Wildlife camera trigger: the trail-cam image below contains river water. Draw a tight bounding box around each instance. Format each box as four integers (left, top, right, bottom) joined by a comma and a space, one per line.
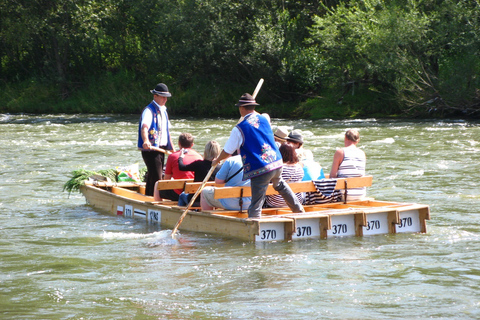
0, 114, 479, 319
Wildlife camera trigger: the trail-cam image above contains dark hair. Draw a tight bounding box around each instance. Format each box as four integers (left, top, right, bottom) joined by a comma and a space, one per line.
279, 143, 298, 164
178, 133, 194, 148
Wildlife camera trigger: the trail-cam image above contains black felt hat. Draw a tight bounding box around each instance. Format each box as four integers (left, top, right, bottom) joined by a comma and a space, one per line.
150, 83, 172, 97
235, 93, 259, 107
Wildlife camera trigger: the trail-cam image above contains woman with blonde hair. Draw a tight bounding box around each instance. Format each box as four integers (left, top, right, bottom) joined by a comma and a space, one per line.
329, 129, 366, 200
177, 140, 222, 206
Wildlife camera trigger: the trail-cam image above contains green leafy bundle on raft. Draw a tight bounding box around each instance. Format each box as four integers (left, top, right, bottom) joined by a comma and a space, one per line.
63, 168, 147, 194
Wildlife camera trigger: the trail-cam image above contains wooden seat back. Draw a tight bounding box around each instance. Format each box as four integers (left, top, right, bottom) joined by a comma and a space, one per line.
183, 182, 220, 194
155, 179, 193, 191
213, 176, 373, 200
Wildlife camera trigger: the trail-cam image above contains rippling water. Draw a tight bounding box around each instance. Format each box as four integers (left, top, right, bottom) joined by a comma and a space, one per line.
1, 114, 479, 319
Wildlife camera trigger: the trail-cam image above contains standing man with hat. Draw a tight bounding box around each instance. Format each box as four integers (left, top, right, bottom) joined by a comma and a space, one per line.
138, 83, 175, 196
212, 93, 304, 218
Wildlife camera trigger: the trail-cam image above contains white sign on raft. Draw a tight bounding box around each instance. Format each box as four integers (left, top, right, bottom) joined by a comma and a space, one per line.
327, 214, 356, 237
256, 222, 285, 242
363, 212, 389, 235
124, 204, 133, 218
396, 209, 420, 233
147, 209, 161, 224
292, 218, 321, 239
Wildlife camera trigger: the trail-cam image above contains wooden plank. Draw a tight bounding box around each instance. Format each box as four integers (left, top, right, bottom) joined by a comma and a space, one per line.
183, 182, 219, 194
213, 176, 373, 200
334, 176, 373, 189
354, 211, 367, 236
214, 181, 316, 199
418, 207, 430, 233
156, 179, 193, 190
111, 186, 154, 202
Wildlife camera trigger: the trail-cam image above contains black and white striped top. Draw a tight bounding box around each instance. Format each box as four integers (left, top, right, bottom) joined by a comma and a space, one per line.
265, 164, 305, 208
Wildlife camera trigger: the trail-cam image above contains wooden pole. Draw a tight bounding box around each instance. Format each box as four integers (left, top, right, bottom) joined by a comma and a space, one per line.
252, 78, 264, 99
149, 146, 172, 155
171, 164, 217, 238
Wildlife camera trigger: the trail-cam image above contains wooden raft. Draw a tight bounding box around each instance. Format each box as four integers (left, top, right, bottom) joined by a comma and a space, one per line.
82, 175, 430, 241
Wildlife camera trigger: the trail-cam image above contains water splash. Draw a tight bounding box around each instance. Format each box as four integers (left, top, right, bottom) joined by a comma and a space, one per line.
146, 230, 180, 247
102, 230, 180, 246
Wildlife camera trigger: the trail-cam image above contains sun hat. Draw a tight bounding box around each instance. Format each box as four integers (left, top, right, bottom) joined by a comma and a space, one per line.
287, 130, 304, 145
150, 83, 172, 97
274, 127, 289, 142
235, 93, 259, 107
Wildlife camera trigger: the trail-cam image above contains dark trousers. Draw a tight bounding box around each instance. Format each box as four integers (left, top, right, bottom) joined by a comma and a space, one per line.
141, 151, 165, 196
159, 189, 180, 201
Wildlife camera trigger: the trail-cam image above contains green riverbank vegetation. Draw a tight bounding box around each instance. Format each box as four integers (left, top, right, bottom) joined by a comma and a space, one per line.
1, 0, 479, 119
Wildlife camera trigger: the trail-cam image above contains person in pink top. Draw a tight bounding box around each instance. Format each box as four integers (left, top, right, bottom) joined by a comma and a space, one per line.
155, 133, 203, 201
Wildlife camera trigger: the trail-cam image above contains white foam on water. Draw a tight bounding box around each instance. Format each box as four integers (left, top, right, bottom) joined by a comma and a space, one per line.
146, 230, 180, 246
102, 231, 153, 240
101, 230, 180, 246
409, 169, 424, 176
370, 137, 395, 144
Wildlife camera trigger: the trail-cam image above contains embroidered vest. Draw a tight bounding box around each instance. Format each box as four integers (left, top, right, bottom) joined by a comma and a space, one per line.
236, 113, 282, 179
137, 103, 172, 150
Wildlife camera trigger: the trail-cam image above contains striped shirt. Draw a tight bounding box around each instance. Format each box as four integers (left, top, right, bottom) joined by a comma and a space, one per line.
265, 164, 305, 208
337, 146, 366, 199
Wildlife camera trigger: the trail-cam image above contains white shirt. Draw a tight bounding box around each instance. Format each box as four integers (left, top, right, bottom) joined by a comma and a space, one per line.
141, 101, 170, 146
223, 127, 243, 154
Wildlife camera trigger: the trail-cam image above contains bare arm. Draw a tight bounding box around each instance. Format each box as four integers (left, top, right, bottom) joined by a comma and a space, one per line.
212, 150, 232, 167
329, 148, 344, 178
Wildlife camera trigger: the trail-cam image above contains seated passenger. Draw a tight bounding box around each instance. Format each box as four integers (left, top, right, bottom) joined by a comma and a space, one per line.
286, 130, 324, 180
155, 133, 202, 201
286, 130, 314, 162
201, 152, 252, 211
329, 129, 366, 200
177, 140, 222, 206
265, 143, 305, 208
273, 127, 289, 147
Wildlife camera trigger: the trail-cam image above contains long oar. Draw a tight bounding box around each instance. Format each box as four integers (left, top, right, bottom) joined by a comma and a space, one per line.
171, 164, 217, 238
252, 78, 264, 99
149, 146, 172, 155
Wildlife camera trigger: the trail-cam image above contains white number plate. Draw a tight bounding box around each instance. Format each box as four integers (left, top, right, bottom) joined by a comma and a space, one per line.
328, 214, 356, 237
292, 218, 320, 239
124, 205, 133, 218
396, 210, 420, 233
363, 212, 389, 235
147, 209, 161, 224
256, 222, 284, 242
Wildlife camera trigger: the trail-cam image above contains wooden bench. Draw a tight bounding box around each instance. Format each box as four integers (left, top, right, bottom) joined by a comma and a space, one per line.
183, 181, 220, 194
213, 176, 373, 200
155, 179, 193, 191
